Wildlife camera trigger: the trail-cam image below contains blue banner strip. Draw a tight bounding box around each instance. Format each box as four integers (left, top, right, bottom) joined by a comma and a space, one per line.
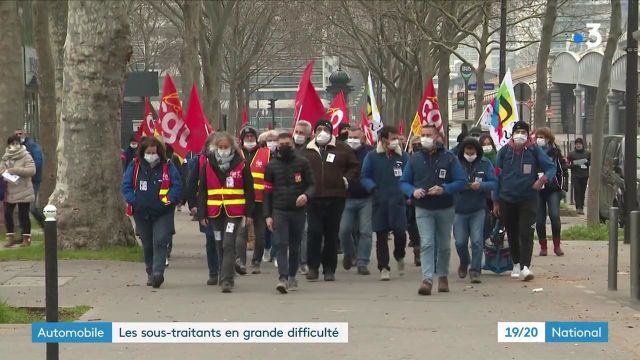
32, 322, 113, 343
545, 322, 608, 343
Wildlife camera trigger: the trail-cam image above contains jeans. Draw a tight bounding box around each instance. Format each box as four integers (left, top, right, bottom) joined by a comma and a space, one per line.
453, 209, 486, 273
236, 202, 266, 266
572, 177, 588, 210
30, 183, 45, 227
375, 230, 406, 271
134, 211, 174, 276
502, 198, 537, 267
272, 209, 306, 280
415, 207, 455, 282
210, 216, 243, 284
205, 234, 219, 275
536, 191, 561, 240
4, 202, 31, 235
338, 198, 373, 267
307, 197, 346, 274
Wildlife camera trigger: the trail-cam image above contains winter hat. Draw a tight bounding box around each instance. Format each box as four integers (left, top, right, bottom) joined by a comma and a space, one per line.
512, 121, 530, 134
575, 137, 584, 144
314, 119, 333, 133
338, 123, 351, 132
239, 126, 258, 141
469, 126, 482, 137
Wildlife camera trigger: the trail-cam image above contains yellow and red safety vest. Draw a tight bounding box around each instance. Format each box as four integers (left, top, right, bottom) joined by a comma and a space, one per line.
126, 158, 171, 217
250, 148, 270, 202
201, 155, 247, 218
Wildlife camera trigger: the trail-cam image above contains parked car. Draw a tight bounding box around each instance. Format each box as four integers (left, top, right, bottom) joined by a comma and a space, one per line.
599, 135, 640, 225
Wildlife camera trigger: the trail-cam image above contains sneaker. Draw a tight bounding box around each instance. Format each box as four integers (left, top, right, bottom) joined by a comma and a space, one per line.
288, 277, 298, 291
165, 258, 170, 267
469, 271, 481, 284
437, 276, 449, 293
276, 280, 288, 294
274, 259, 278, 268
251, 264, 261, 275
306, 268, 319, 281
577, 208, 584, 215
221, 281, 233, 293
262, 250, 270, 263
342, 255, 352, 270
207, 274, 219, 286
380, 269, 391, 281
235, 260, 247, 275
146, 275, 153, 286
299, 264, 309, 275
151, 274, 164, 289
357, 266, 370, 275
418, 280, 432, 296
511, 263, 521, 279
324, 272, 335, 282
521, 266, 534, 281
458, 264, 468, 279
397, 259, 405, 276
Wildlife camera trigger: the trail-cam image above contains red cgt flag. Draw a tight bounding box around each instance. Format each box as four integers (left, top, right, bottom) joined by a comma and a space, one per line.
184, 84, 213, 153
157, 74, 189, 158
360, 111, 374, 145
415, 78, 444, 137
292, 60, 326, 129
398, 118, 405, 136
134, 122, 144, 142
241, 107, 249, 128
326, 91, 350, 136
140, 97, 156, 139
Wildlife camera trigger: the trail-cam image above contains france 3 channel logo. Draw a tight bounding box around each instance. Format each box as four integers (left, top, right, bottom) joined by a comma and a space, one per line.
497, 322, 608, 343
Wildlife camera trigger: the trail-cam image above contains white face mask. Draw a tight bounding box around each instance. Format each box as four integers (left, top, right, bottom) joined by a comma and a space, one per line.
388, 139, 399, 150
536, 138, 547, 147
513, 134, 528, 145
217, 149, 231, 158
482, 145, 493, 153
316, 131, 331, 145
420, 136, 435, 150
130, 143, 138, 149
294, 134, 307, 145
244, 141, 257, 150
144, 153, 159, 164
346, 138, 361, 150
464, 153, 477, 163
267, 141, 278, 152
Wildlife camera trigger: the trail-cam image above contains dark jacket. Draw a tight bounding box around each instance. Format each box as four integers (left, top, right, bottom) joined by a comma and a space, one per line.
400, 144, 466, 210
121, 159, 182, 220
568, 148, 590, 179
23, 137, 43, 186
184, 151, 211, 235
493, 139, 556, 203
361, 143, 410, 232
263, 151, 315, 217
348, 144, 374, 199
242, 147, 260, 164
454, 138, 498, 214
540, 144, 568, 193
303, 136, 360, 199
196, 151, 256, 220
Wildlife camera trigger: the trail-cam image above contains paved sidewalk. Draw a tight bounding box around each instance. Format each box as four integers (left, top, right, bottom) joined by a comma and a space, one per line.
1, 211, 639, 360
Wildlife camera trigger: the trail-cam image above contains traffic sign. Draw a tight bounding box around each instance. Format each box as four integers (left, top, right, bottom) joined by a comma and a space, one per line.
468, 83, 495, 91
457, 91, 465, 109
514, 83, 532, 102
460, 63, 473, 81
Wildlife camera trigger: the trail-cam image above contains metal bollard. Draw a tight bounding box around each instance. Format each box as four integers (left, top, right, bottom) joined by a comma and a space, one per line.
631, 211, 640, 300
43, 205, 59, 360
608, 207, 619, 291
569, 178, 574, 205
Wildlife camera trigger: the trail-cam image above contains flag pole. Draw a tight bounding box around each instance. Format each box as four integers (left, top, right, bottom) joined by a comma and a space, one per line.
404, 129, 412, 152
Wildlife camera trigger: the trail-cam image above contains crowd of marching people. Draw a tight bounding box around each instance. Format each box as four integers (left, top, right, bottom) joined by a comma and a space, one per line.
119, 118, 586, 295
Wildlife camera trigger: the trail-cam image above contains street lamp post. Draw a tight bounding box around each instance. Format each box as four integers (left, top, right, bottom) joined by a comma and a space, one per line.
499, 0, 507, 82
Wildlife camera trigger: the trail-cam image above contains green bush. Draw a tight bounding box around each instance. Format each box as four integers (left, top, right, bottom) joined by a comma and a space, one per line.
561, 224, 623, 241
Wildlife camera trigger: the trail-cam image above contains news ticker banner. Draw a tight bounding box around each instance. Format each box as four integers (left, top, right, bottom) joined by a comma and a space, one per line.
32, 322, 348, 344
497, 322, 608, 343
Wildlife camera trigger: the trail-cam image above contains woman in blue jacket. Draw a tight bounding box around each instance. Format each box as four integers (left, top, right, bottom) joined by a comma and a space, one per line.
453, 137, 497, 284
122, 137, 182, 288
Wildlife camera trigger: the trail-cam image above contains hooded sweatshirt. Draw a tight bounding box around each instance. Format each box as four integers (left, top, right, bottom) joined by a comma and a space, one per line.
453, 138, 498, 214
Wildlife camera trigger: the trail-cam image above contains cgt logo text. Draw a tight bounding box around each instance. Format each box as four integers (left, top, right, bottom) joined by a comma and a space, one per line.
545, 322, 608, 343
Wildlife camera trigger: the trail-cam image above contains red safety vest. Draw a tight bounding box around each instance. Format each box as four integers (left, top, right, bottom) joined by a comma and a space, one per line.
203, 156, 246, 218
126, 159, 171, 216
250, 148, 270, 202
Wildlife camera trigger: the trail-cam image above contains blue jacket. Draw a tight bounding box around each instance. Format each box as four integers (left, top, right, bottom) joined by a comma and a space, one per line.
361, 144, 410, 232
121, 159, 182, 220
23, 138, 43, 186
494, 141, 556, 203
400, 145, 466, 210
184, 151, 212, 235
348, 144, 374, 199
454, 157, 497, 214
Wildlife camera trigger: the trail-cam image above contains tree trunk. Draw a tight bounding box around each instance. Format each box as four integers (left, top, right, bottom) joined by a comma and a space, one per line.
474, 14, 490, 121
50, 0, 135, 249
437, 46, 451, 145
0, 1, 25, 136
586, 0, 621, 226
33, 1, 57, 207
179, 0, 201, 112
49, 0, 67, 135
534, 0, 558, 128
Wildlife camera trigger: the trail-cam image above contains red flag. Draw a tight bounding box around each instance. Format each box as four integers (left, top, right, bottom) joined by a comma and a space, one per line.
360, 111, 374, 145
399, 118, 405, 136
134, 122, 144, 142
267, 121, 273, 130
157, 74, 189, 158
241, 107, 249, 128
415, 78, 444, 137
326, 91, 350, 136
140, 97, 156, 138
292, 60, 326, 129
184, 84, 212, 153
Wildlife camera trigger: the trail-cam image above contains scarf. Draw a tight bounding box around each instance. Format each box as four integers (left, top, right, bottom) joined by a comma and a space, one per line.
2, 145, 28, 166
215, 151, 235, 172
